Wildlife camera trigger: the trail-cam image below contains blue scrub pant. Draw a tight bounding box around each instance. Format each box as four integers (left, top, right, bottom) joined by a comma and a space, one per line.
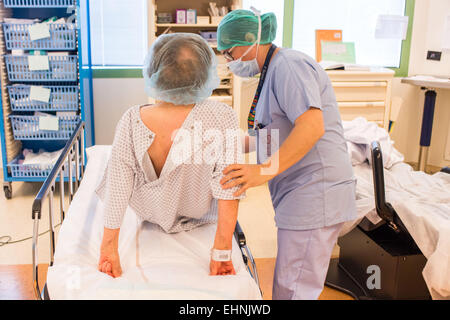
272, 222, 344, 300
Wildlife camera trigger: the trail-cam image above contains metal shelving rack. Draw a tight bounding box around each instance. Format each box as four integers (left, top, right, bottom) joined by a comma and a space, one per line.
0, 0, 94, 199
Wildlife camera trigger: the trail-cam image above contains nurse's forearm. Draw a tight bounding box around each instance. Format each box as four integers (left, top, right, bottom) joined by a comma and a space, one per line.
262, 108, 325, 177
213, 199, 239, 250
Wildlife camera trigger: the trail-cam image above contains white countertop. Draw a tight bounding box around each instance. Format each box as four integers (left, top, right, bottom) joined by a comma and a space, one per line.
402, 75, 450, 89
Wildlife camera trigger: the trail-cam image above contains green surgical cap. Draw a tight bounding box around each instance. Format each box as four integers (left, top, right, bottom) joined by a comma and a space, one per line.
217, 9, 277, 51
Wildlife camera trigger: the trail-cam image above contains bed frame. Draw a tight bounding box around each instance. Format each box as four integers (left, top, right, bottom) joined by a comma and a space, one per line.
31, 121, 261, 300
325, 141, 431, 300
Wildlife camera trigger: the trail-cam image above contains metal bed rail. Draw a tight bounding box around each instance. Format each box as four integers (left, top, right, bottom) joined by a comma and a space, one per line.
234, 221, 261, 294
32, 121, 85, 300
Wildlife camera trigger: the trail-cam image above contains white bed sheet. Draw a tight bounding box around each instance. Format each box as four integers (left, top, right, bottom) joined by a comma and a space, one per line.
341, 162, 450, 300
340, 117, 450, 299
46, 145, 262, 300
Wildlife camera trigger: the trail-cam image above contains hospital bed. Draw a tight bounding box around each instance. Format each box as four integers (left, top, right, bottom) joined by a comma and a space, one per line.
326, 119, 450, 300
31, 122, 262, 300
326, 141, 430, 299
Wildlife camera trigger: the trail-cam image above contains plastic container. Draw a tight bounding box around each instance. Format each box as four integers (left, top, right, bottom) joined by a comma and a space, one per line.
7, 155, 75, 178
3, 23, 76, 50
7, 156, 54, 178
199, 31, 217, 41
7, 85, 79, 112
197, 16, 210, 24
3, 0, 76, 8
9, 114, 81, 140
211, 16, 223, 25
157, 13, 173, 24
4, 54, 78, 82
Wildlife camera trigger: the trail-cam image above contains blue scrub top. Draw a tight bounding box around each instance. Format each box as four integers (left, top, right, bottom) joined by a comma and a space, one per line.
255, 48, 357, 230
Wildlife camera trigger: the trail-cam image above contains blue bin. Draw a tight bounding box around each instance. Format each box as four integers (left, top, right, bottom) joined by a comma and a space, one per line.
9, 114, 81, 140
7, 155, 54, 178
3, 23, 76, 50
4, 54, 78, 82
3, 0, 76, 8
7, 155, 77, 179
8, 85, 79, 112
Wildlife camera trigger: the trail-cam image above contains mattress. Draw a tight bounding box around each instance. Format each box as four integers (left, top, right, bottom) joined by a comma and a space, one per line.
46, 145, 262, 300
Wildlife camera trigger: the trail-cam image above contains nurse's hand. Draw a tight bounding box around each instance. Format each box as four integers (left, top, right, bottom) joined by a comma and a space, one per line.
220, 164, 275, 197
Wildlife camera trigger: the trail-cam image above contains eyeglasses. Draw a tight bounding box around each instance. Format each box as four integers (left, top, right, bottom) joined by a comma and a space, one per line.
223, 47, 235, 61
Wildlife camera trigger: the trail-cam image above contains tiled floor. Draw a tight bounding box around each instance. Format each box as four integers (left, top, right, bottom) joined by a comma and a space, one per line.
0, 168, 348, 300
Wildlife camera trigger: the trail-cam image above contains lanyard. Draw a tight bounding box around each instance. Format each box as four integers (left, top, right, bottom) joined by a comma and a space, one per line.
248, 44, 277, 135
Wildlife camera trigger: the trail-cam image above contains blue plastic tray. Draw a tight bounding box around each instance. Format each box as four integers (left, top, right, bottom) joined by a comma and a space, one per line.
3, 0, 76, 8
9, 114, 81, 140
3, 23, 76, 50
7, 155, 79, 179
8, 85, 79, 112
7, 155, 54, 178
4, 54, 78, 82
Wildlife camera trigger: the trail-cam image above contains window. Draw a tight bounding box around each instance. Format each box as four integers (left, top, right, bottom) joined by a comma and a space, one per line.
292, 0, 406, 68
243, 0, 409, 69
242, 0, 284, 48
89, 0, 148, 67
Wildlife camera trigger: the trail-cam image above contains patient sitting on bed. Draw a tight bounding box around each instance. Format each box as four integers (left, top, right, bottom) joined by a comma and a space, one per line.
94, 33, 244, 279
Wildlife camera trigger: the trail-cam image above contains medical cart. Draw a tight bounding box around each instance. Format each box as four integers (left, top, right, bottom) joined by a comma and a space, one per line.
0, 0, 94, 199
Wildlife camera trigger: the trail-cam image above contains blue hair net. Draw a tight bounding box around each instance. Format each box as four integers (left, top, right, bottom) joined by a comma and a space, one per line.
143, 33, 220, 105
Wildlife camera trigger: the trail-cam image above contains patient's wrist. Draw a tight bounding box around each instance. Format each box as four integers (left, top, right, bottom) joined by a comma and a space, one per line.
213, 234, 232, 250
213, 243, 232, 250
102, 227, 120, 244
211, 248, 232, 261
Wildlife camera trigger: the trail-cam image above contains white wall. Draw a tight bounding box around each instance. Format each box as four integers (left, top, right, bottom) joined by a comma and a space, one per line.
93, 78, 150, 145
390, 0, 450, 168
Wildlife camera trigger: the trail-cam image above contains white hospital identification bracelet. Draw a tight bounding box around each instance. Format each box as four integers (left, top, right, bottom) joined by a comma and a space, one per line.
211, 249, 232, 261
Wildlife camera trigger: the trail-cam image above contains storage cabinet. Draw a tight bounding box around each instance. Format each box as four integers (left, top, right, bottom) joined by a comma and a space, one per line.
149, 0, 240, 108
327, 68, 395, 129
0, 0, 93, 198
235, 68, 394, 131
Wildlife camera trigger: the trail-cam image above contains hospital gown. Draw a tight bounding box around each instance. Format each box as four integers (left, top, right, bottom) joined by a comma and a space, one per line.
95, 100, 244, 232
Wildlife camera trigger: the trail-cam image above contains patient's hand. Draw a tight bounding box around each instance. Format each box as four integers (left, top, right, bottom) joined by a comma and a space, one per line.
98, 227, 122, 278
209, 259, 236, 276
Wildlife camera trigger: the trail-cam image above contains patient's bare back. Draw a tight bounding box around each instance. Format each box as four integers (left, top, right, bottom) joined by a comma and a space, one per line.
139, 103, 195, 178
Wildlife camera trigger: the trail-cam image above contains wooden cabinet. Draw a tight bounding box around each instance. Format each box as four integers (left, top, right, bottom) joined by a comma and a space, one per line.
327, 68, 395, 130
235, 68, 395, 131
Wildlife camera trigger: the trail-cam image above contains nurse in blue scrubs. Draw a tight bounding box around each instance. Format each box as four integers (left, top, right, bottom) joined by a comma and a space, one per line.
218, 9, 357, 300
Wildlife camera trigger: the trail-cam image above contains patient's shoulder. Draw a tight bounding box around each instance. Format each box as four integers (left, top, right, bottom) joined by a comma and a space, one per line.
202, 99, 233, 113
200, 100, 238, 128
117, 105, 142, 127
112, 106, 142, 141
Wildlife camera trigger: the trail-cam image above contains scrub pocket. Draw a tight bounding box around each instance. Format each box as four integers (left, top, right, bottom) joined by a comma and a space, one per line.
324, 179, 357, 225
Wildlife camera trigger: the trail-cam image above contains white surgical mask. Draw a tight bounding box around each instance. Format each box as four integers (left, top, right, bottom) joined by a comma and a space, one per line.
226, 8, 262, 78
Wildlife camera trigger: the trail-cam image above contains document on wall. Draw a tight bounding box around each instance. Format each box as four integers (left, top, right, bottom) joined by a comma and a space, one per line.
321, 42, 356, 64
39, 115, 59, 131
30, 86, 51, 103
28, 23, 50, 41
28, 55, 49, 71
375, 15, 409, 40
442, 15, 450, 50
